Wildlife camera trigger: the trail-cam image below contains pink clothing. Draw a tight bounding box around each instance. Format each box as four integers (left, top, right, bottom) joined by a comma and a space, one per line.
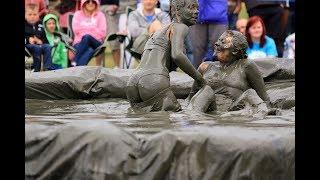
59, 11, 74, 29
25, 0, 48, 17
72, 0, 107, 44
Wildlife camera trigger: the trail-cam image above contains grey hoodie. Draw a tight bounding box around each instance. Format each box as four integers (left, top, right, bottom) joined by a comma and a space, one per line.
128, 6, 171, 40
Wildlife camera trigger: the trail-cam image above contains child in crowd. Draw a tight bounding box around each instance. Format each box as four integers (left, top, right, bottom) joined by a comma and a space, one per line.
43, 13, 70, 69
25, 4, 58, 72
245, 16, 278, 59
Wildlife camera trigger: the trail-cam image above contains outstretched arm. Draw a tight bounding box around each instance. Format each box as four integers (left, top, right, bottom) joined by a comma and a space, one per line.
171, 23, 205, 86
245, 60, 270, 103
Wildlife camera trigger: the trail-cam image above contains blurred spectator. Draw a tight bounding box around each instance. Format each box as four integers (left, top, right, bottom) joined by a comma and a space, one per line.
245, 16, 277, 59
189, 0, 228, 68
159, 0, 169, 12
25, 0, 49, 18
284, 0, 295, 36
25, 4, 58, 72
236, 18, 248, 34
228, 0, 241, 30
72, 0, 107, 66
243, 0, 285, 56
128, 0, 170, 42
55, 0, 77, 34
100, 0, 120, 67
283, 33, 294, 59
43, 13, 69, 68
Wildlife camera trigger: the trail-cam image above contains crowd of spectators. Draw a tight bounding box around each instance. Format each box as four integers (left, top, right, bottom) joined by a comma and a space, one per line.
25, 0, 295, 72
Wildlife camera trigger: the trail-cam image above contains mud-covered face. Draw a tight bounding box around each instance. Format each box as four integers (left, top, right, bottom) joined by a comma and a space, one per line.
180, 0, 199, 26
214, 33, 234, 64
46, 19, 56, 34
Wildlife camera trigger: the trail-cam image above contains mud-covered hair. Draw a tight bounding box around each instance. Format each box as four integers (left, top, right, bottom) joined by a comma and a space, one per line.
169, 0, 185, 20
220, 30, 249, 60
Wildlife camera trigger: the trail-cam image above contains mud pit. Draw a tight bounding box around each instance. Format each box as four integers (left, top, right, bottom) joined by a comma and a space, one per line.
25, 58, 295, 179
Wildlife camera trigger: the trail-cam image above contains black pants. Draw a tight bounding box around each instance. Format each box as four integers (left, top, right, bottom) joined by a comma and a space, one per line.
248, 5, 284, 56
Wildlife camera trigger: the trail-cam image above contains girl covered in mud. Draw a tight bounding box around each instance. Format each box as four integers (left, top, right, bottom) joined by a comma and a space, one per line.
187, 30, 270, 118
126, 0, 206, 112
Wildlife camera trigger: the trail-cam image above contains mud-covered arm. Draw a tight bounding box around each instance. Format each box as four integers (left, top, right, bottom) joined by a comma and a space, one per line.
171, 23, 205, 86
245, 60, 270, 102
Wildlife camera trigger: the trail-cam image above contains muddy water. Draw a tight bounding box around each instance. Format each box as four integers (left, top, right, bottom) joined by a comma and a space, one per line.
25, 97, 294, 138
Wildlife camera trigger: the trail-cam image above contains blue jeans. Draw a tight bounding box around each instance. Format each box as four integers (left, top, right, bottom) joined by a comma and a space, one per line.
26, 43, 57, 72
74, 34, 102, 66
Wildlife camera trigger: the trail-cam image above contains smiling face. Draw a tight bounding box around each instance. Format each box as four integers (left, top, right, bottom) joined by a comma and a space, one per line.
179, 0, 199, 26
248, 21, 263, 40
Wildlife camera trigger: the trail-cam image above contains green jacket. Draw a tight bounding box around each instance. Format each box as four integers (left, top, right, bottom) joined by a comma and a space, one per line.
43, 14, 68, 68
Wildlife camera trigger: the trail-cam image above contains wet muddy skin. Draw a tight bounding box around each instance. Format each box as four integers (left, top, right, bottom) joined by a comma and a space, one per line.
25, 97, 294, 138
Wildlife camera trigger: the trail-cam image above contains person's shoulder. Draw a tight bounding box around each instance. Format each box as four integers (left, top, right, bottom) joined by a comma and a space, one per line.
240, 58, 256, 68
96, 11, 105, 17
172, 23, 188, 31
73, 11, 82, 17
265, 36, 276, 44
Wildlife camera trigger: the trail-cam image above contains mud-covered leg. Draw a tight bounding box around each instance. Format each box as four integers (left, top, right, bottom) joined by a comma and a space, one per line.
187, 85, 216, 113
126, 85, 142, 107
161, 90, 181, 112
228, 89, 268, 118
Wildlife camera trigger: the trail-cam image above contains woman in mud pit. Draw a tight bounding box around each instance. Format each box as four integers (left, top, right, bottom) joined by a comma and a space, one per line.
126, 0, 206, 112
187, 30, 270, 118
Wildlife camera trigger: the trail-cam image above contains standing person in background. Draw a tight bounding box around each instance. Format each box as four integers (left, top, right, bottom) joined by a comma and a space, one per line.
245, 16, 277, 59
242, 0, 285, 57
25, 0, 49, 18
99, 0, 120, 67
228, 0, 241, 30
71, 0, 107, 66
189, 0, 228, 69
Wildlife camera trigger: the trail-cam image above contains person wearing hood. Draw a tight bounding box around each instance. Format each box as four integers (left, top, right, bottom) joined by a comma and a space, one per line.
43, 13, 69, 69
127, 0, 170, 42
71, 0, 107, 66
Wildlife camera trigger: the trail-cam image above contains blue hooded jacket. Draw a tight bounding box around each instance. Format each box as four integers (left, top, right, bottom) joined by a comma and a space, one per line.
197, 0, 228, 24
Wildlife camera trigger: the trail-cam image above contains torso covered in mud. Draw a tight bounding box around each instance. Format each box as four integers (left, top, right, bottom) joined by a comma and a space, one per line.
139, 23, 175, 71
203, 59, 257, 100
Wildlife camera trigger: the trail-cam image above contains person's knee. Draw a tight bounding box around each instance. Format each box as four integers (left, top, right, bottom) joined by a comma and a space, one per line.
42, 44, 52, 52
82, 34, 93, 41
